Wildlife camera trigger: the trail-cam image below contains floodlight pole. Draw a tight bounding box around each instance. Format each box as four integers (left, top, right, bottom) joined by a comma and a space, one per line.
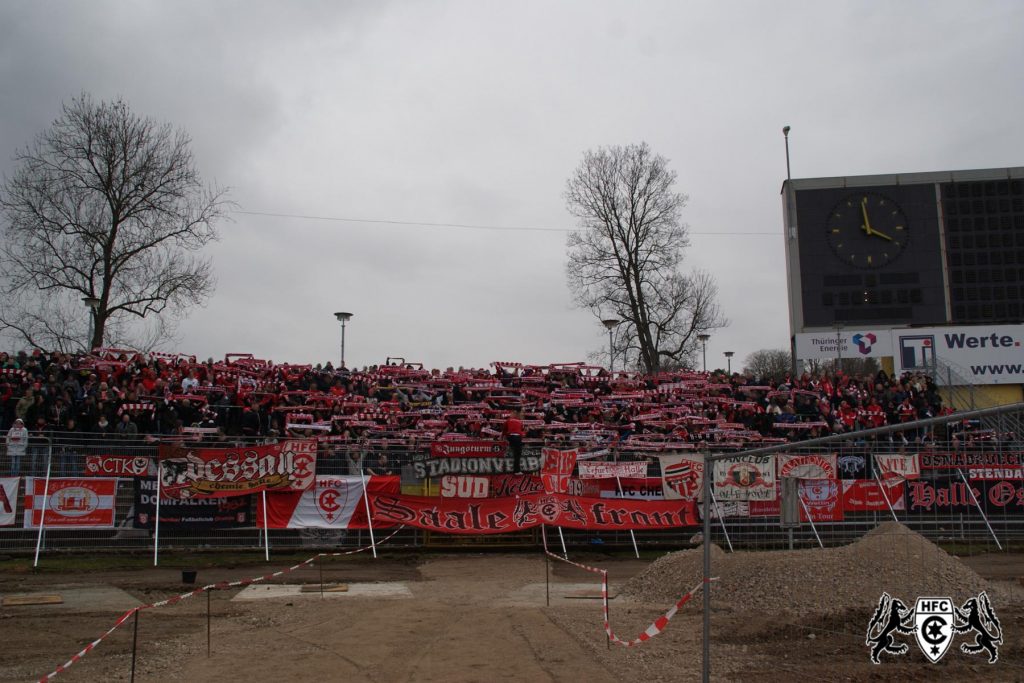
698, 334, 710, 372
334, 312, 353, 368
724, 351, 734, 375
601, 319, 620, 373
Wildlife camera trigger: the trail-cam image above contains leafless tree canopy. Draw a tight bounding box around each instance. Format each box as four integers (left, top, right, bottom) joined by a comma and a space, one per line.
0, 94, 229, 351
565, 143, 725, 373
743, 348, 793, 383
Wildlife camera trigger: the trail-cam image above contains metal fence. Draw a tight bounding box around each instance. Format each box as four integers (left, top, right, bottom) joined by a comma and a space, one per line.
2, 403, 1023, 562
698, 401, 1024, 681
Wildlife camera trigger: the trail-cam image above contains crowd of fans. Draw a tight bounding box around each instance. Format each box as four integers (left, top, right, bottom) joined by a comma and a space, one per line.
0, 346, 954, 476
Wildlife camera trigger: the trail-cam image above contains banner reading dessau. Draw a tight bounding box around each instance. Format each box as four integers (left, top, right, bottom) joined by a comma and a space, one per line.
158, 439, 317, 499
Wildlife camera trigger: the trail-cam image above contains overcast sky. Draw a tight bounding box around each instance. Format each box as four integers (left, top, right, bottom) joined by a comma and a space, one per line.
1, 1, 1022, 372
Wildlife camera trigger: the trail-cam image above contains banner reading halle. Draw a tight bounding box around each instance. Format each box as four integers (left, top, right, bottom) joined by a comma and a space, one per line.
577, 461, 648, 480
370, 492, 697, 534
158, 439, 317, 499
713, 454, 776, 501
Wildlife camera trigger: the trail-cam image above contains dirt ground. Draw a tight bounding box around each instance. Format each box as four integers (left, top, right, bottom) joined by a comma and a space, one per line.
0, 550, 1022, 682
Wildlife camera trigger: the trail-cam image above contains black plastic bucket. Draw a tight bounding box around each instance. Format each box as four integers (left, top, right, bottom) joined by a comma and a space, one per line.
182, 569, 197, 584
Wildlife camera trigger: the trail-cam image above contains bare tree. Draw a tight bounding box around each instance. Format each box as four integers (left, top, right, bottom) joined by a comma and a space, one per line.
0, 94, 229, 351
743, 349, 793, 383
565, 143, 726, 373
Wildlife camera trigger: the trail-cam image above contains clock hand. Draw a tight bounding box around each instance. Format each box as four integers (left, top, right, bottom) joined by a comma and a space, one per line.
860, 198, 874, 236
869, 228, 893, 241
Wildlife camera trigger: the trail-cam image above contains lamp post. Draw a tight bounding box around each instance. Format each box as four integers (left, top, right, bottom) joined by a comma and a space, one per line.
601, 319, 620, 373
334, 312, 353, 369
82, 297, 100, 351
724, 351, 734, 374
697, 334, 710, 372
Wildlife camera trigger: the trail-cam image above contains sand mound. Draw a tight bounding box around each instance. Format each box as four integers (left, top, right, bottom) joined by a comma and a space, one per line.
622, 522, 1014, 616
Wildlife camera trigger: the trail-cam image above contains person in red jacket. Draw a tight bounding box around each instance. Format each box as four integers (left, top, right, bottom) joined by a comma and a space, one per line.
503, 408, 525, 474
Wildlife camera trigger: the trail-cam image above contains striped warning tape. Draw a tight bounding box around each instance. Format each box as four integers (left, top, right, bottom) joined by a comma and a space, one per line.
542, 545, 715, 647
38, 526, 405, 682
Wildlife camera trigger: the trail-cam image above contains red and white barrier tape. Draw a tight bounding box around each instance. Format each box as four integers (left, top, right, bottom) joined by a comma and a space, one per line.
542, 545, 715, 647
38, 526, 405, 682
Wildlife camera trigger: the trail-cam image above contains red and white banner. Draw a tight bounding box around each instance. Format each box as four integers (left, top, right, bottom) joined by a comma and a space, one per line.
158, 439, 317, 499
84, 455, 154, 477
430, 440, 505, 458
874, 453, 920, 481
540, 448, 578, 494
577, 461, 648, 480
799, 479, 843, 522
778, 454, 837, 480
713, 454, 776, 501
23, 477, 117, 528
565, 478, 601, 497
0, 477, 17, 526
259, 475, 399, 529
841, 479, 905, 512
440, 475, 490, 498
370, 492, 697, 534
657, 453, 704, 501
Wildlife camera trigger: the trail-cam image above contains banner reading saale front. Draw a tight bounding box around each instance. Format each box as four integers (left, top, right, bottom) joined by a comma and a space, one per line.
259, 475, 400, 529
158, 439, 317, 499
369, 492, 697, 534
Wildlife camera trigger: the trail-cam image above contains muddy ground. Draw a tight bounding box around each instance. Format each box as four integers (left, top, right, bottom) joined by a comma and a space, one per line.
0, 550, 1022, 682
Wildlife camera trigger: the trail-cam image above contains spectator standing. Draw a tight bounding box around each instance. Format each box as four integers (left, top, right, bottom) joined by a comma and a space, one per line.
6, 418, 28, 475
116, 412, 138, 440
504, 408, 525, 474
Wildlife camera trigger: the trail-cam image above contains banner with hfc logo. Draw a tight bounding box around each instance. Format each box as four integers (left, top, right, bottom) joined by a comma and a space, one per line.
866, 592, 1002, 664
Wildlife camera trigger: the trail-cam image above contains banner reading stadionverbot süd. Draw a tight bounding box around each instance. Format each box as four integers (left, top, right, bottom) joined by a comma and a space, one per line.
158, 439, 317, 499
259, 475, 400, 529
369, 492, 697, 534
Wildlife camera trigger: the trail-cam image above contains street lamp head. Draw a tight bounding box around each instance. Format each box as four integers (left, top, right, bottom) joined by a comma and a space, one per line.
697, 334, 710, 343
82, 297, 100, 310
601, 318, 621, 331
782, 125, 791, 137
334, 312, 353, 323
724, 351, 734, 358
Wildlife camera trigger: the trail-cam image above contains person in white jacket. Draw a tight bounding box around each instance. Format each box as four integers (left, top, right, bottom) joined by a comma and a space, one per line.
6, 418, 28, 475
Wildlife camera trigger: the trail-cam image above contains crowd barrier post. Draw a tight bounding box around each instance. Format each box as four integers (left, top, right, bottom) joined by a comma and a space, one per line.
797, 494, 824, 548
957, 467, 1002, 549
708, 488, 734, 553
262, 490, 270, 562
701, 452, 711, 683
557, 526, 567, 559
153, 461, 163, 566
871, 463, 900, 523
319, 555, 325, 598
360, 470, 377, 558
206, 588, 212, 657
614, 474, 640, 558
32, 442, 53, 568
130, 608, 140, 683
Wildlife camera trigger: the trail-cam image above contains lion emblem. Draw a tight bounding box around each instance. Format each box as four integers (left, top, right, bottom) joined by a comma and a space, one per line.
953, 592, 1003, 663
865, 593, 915, 663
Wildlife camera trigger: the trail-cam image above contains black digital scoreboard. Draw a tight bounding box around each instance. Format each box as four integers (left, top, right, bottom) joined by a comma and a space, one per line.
784, 168, 1024, 335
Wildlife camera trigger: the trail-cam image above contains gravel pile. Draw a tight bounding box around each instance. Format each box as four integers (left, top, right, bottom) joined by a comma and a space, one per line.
622, 522, 1018, 616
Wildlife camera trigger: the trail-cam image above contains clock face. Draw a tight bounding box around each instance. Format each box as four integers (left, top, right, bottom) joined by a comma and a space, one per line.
825, 192, 909, 269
